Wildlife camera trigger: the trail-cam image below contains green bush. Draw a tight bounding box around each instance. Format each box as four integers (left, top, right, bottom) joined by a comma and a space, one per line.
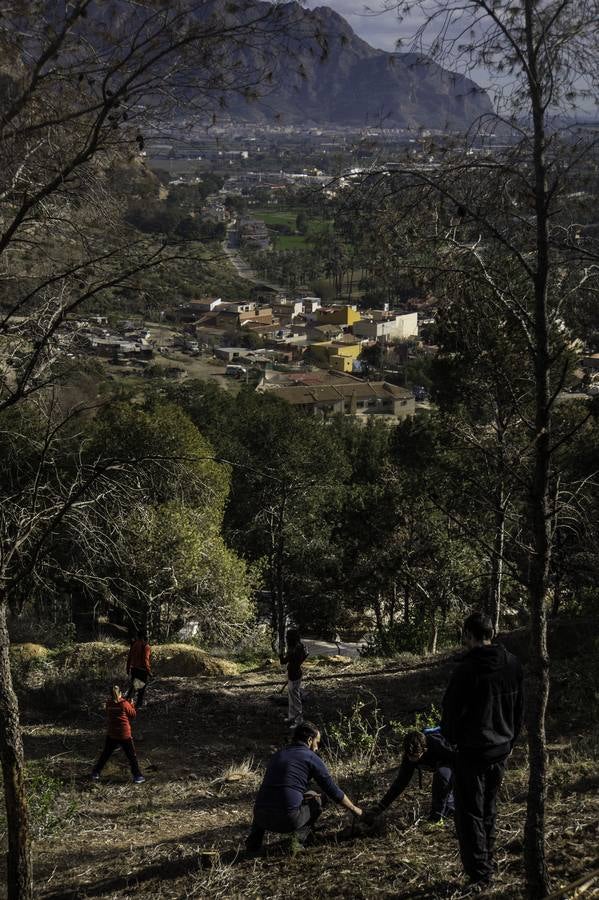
360, 620, 431, 657
0, 767, 77, 841
26, 770, 70, 839
390, 703, 442, 742
326, 696, 386, 769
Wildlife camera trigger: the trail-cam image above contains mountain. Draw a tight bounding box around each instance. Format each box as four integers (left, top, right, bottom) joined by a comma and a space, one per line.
208, 1, 492, 130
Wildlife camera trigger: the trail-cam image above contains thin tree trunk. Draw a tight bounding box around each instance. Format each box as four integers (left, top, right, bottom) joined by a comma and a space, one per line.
525, 465, 551, 898
524, 3, 552, 891
389, 581, 397, 628
488, 488, 506, 635
0, 600, 33, 900
373, 592, 390, 654
428, 608, 438, 655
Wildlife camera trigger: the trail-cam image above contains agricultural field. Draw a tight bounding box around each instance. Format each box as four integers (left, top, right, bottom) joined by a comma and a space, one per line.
252, 208, 330, 250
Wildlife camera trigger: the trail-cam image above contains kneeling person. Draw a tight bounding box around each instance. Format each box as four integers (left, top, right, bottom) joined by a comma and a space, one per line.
370, 728, 455, 822
246, 721, 362, 852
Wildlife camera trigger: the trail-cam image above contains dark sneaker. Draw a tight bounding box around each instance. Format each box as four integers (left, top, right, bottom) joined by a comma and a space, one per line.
91, 772, 100, 781
133, 775, 146, 784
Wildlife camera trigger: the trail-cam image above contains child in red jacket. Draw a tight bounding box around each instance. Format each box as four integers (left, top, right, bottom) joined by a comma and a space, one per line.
91, 685, 145, 784
125, 632, 152, 708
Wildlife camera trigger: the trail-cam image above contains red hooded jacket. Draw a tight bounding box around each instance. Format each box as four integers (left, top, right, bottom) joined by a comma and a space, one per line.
127, 640, 151, 674
106, 698, 136, 740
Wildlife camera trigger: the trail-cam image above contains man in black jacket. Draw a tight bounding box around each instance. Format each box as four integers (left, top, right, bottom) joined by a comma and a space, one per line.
442, 611, 524, 892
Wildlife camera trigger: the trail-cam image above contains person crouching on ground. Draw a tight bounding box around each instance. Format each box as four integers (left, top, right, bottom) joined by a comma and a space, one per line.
125, 631, 151, 707
279, 628, 308, 727
91, 685, 145, 784
366, 727, 455, 825
245, 721, 362, 853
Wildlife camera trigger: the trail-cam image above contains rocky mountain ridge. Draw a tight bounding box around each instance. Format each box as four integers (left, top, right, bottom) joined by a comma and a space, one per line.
216, 1, 492, 129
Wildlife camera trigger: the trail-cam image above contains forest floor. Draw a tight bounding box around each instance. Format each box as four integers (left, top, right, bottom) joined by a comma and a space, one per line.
5, 624, 599, 900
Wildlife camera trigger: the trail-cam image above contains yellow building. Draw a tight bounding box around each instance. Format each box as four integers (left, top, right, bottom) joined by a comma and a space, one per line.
315, 305, 361, 327
307, 340, 362, 372
329, 342, 361, 372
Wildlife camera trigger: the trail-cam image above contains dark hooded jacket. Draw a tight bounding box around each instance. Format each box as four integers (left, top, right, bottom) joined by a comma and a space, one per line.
379, 729, 455, 810
441, 643, 523, 761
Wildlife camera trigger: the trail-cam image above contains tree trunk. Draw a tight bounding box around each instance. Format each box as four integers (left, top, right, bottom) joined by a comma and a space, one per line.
389, 581, 397, 628
428, 609, 438, 655
0, 600, 33, 900
488, 488, 506, 635
373, 592, 390, 654
523, 3, 552, 891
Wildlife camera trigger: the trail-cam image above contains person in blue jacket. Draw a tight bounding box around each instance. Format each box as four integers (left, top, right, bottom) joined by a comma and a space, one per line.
245, 721, 363, 852
367, 727, 455, 823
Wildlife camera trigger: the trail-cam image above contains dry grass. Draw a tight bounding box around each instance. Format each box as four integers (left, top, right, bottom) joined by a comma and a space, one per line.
4, 633, 597, 899
15, 641, 241, 683
10, 643, 51, 662
153, 645, 239, 677
211, 757, 260, 787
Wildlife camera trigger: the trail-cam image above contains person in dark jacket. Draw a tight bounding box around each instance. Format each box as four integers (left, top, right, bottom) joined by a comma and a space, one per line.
442, 611, 523, 892
245, 721, 362, 853
91, 685, 145, 784
125, 632, 152, 708
368, 727, 455, 823
279, 628, 308, 727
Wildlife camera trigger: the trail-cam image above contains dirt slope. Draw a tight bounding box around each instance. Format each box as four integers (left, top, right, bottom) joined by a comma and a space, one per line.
6, 629, 599, 899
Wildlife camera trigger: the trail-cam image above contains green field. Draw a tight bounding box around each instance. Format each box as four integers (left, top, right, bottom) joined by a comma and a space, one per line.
252, 209, 299, 227
252, 207, 329, 251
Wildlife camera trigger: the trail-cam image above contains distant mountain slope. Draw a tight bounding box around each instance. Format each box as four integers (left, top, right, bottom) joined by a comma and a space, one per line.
206, 1, 492, 129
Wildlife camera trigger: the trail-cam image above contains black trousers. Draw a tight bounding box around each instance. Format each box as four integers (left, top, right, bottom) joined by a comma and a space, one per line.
93, 736, 142, 778
246, 792, 323, 850
453, 756, 506, 883
431, 764, 455, 819
125, 667, 149, 707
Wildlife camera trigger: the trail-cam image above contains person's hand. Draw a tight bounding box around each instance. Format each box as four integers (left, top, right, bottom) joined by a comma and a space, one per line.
352, 806, 363, 817
361, 805, 383, 825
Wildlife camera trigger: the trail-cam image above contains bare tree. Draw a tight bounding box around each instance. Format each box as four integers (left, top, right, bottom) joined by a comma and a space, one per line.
0, 2, 317, 896
347, 0, 599, 894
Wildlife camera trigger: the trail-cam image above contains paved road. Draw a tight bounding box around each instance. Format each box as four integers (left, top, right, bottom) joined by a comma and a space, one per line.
223, 229, 285, 292
304, 639, 365, 659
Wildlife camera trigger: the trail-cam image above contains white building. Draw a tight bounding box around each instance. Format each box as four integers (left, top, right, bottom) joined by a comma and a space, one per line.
353, 312, 418, 342
272, 298, 304, 322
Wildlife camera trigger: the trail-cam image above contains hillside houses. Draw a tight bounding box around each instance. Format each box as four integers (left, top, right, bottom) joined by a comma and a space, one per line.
72, 320, 154, 362
260, 377, 415, 420
353, 311, 418, 341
